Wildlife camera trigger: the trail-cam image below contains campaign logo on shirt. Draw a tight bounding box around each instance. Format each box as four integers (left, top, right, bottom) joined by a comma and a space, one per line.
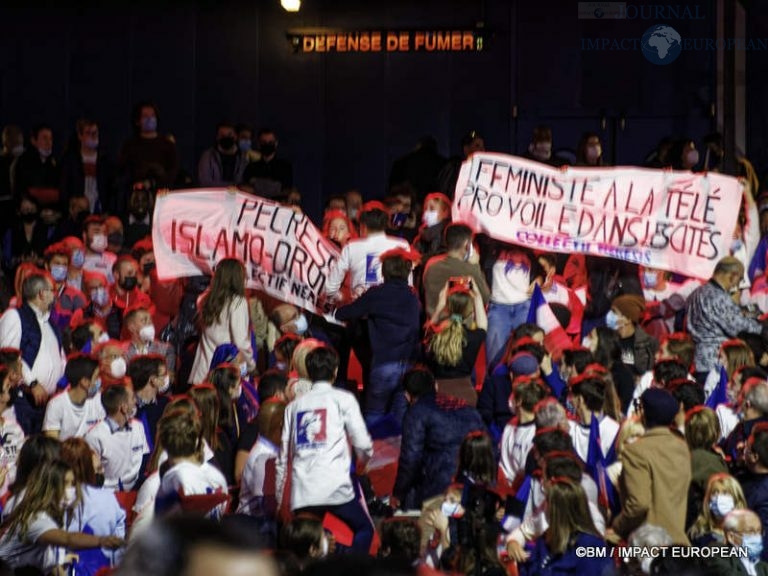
296, 409, 327, 447
365, 253, 381, 285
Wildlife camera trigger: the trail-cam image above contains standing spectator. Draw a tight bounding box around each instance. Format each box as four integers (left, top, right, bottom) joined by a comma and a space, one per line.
59, 118, 115, 215
392, 366, 484, 511
687, 256, 765, 384
43, 243, 87, 331
0, 273, 66, 434
242, 128, 293, 192
412, 192, 451, 266
42, 353, 104, 440
524, 125, 567, 167
2, 195, 49, 276
61, 235, 87, 292
388, 136, 446, 202
335, 248, 421, 424
119, 101, 178, 193
123, 306, 175, 380
123, 186, 152, 249
84, 383, 149, 491
436, 130, 484, 198
607, 294, 659, 376
236, 124, 260, 163
11, 124, 60, 202
197, 122, 248, 187
189, 258, 256, 384
276, 345, 374, 553
575, 132, 605, 166
610, 388, 691, 544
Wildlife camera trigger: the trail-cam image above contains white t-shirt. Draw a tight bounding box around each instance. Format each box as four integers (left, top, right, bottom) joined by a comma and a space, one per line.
156, 461, 228, 519
130, 471, 160, 540
43, 390, 105, 440
491, 248, 532, 305
499, 420, 536, 483
84, 418, 149, 491
0, 511, 62, 571
0, 415, 25, 497
569, 416, 620, 463
237, 436, 279, 516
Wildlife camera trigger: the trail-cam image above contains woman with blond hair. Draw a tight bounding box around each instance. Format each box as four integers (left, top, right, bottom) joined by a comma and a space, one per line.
425, 280, 487, 406
287, 338, 323, 401
688, 472, 748, 545
190, 257, 255, 385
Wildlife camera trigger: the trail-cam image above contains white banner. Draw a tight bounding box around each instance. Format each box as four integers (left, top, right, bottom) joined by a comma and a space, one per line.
453, 153, 744, 279
152, 189, 340, 316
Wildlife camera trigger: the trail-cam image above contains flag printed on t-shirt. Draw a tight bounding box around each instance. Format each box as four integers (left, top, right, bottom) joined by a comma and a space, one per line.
296, 409, 328, 448
365, 253, 381, 285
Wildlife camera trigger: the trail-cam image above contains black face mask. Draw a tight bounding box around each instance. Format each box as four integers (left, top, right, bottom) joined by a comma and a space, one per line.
94, 473, 105, 488
259, 142, 276, 156
108, 232, 123, 247
143, 262, 156, 276
218, 136, 236, 150
21, 212, 38, 223
120, 276, 138, 291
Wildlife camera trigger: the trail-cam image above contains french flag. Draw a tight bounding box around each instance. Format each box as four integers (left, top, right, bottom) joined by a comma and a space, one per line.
527, 284, 573, 362
705, 365, 729, 410
586, 414, 620, 516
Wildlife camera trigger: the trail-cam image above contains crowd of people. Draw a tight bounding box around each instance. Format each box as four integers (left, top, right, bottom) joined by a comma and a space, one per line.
0, 107, 768, 576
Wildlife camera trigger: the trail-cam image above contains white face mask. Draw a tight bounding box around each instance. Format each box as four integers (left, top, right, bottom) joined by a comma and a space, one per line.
139, 324, 155, 343
640, 557, 653, 575
232, 383, 242, 401
320, 535, 329, 557
110, 357, 127, 379
61, 486, 77, 509
240, 362, 249, 378
90, 233, 108, 253
464, 242, 474, 262
158, 374, 171, 394
293, 313, 309, 335
97, 332, 110, 344
441, 500, 461, 518
423, 210, 440, 228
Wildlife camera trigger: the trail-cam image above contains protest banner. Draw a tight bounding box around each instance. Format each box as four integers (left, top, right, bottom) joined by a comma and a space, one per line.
152, 189, 340, 316
453, 152, 745, 279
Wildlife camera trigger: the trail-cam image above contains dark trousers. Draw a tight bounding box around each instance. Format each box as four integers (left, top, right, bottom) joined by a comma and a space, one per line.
295, 496, 374, 553
13, 389, 44, 435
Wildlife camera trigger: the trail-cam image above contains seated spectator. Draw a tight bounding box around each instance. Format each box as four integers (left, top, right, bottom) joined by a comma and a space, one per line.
688, 472, 747, 546
72, 271, 122, 339
378, 517, 422, 569
242, 128, 292, 192
111, 256, 152, 316
95, 339, 128, 386
55, 196, 89, 245
392, 366, 484, 511
154, 408, 229, 520
43, 242, 87, 330
123, 305, 175, 380
42, 353, 104, 440
279, 516, 329, 569
206, 363, 245, 448
0, 364, 25, 498
128, 354, 170, 452
60, 235, 87, 292
711, 509, 768, 574
425, 280, 487, 406
105, 216, 126, 255
123, 187, 152, 249
84, 383, 149, 491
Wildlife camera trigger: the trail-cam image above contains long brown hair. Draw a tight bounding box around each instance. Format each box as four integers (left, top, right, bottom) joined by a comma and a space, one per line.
545, 478, 600, 555
189, 384, 221, 451
201, 258, 245, 326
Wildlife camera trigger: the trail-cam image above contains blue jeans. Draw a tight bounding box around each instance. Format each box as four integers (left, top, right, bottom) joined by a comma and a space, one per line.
486, 301, 531, 369
364, 361, 410, 427
296, 496, 375, 553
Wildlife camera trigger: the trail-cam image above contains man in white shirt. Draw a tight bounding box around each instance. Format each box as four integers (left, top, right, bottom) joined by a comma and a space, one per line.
84, 383, 149, 491
276, 345, 374, 553
43, 353, 105, 440
0, 273, 66, 435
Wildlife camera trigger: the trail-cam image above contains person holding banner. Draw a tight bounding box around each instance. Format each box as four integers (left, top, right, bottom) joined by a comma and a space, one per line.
189, 258, 256, 385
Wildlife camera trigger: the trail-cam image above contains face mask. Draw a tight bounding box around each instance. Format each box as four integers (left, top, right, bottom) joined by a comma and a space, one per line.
50, 265, 68, 282
127, 404, 137, 419
90, 233, 107, 253
709, 493, 735, 518
581, 335, 596, 352
218, 136, 235, 150
240, 362, 249, 378
141, 116, 158, 132
20, 212, 38, 223
348, 208, 359, 221
71, 249, 85, 268
259, 142, 276, 156
94, 473, 105, 488
685, 149, 700, 167
232, 383, 242, 401
158, 374, 171, 394
139, 324, 155, 343
120, 276, 138, 291
97, 332, 109, 344
275, 361, 287, 371
83, 137, 99, 150
643, 271, 658, 289
91, 287, 110, 307
142, 262, 156, 276
110, 357, 127, 379
87, 377, 102, 399
732, 239, 744, 253
11, 145, 24, 157
238, 139, 251, 153
108, 232, 123, 247
640, 557, 653, 575
320, 535, 329, 557
586, 146, 602, 163
38, 147, 52, 159
294, 313, 309, 335
423, 210, 440, 228
61, 486, 77, 509
441, 501, 461, 518
743, 534, 764, 562
605, 310, 619, 330
464, 242, 474, 262
532, 142, 552, 160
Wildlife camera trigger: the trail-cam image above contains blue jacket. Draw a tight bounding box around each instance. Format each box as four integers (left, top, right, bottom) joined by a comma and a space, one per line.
740, 471, 768, 561
392, 392, 485, 507
477, 363, 512, 437
520, 532, 613, 576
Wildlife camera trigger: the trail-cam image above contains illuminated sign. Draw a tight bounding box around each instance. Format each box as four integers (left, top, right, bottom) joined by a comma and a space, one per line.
287, 28, 486, 53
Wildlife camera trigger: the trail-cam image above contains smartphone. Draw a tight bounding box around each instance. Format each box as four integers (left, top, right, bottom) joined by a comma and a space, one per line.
448, 276, 473, 290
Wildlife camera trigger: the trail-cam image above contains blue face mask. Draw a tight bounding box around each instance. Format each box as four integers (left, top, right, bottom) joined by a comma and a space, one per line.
742, 534, 764, 562
643, 271, 658, 289
50, 265, 68, 282
71, 249, 85, 268
294, 313, 309, 335
605, 310, 619, 330
87, 377, 102, 399
141, 116, 158, 132
238, 139, 252, 153
732, 239, 744, 253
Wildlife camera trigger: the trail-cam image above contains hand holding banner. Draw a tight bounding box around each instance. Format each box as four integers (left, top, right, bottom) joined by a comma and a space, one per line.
453, 153, 744, 279
152, 189, 340, 316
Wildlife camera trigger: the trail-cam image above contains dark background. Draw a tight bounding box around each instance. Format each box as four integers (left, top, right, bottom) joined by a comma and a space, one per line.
0, 0, 763, 220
